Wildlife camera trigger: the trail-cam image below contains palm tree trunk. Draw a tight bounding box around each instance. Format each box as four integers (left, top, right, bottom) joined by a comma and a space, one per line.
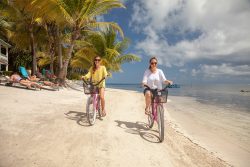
29, 25, 37, 75
49, 40, 55, 74
58, 29, 79, 84
58, 42, 74, 80
56, 26, 62, 76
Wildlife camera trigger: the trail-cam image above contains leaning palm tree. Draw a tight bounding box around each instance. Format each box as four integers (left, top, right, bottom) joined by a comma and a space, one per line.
71, 28, 140, 74
35, 0, 125, 82
1, 0, 49, 75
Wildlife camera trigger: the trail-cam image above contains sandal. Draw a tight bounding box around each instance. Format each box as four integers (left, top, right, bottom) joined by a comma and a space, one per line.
145, 107, 150, 115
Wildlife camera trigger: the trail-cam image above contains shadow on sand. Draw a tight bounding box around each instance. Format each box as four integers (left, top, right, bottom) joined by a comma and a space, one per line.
64, 110, 90, 126
64, 110, 103, 127
115, 120, 161, 143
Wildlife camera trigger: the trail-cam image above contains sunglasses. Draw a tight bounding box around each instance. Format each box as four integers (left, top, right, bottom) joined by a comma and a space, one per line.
94, 59, 101, 62
150, 62, 157, 65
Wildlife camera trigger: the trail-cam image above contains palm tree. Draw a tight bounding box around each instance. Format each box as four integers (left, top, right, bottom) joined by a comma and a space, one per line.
37, 0, 126, 83
71, 28, 140, 74
1, 0, 49, 75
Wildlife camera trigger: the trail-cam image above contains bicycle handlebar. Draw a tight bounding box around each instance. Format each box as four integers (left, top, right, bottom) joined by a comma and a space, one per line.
143, 83, 170, 91
82, 76, 107, 87
143, 83, 180, 90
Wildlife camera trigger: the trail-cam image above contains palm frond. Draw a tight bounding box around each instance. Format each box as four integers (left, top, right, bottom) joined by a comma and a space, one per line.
88, 22, 124, 38
116, 54, 141, 64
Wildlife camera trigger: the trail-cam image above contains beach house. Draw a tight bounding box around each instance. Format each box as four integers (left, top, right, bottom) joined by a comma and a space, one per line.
0, 39, 11, 71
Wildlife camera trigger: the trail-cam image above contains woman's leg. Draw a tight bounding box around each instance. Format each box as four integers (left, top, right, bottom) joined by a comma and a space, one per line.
99, 87, 106, 116
19, 80, 32, 89
30, 81, 42, 89
43, 81, 53, 86
144, 90, 151, 114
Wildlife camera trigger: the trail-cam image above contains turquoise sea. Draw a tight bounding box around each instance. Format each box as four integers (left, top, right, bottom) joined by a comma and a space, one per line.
107, 83, 250, 112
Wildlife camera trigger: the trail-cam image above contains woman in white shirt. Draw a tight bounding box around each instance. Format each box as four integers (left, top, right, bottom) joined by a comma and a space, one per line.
142, 57, 173, 115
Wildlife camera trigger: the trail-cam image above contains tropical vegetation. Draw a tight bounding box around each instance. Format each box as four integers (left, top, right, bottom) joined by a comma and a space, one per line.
0, 0, 140, 84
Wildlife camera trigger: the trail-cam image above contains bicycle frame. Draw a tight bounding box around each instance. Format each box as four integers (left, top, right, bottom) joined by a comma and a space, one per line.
83, 77, 106, 125
151, 97, 163, 121
144, 84, 169, 142
91, 91, 100, 112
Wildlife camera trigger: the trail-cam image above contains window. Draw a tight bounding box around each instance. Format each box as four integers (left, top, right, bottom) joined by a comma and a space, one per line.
1, 47, 7, 56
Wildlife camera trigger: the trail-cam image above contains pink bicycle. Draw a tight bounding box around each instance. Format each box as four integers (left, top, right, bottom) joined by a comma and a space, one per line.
82, 77, 106, 125
144, 84, 169, 142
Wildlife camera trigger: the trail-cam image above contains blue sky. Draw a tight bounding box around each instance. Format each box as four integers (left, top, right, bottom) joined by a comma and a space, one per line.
103, 0, 250, 84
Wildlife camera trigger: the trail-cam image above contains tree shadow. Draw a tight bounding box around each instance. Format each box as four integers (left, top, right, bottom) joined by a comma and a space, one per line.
114, 120, 161, 143
64, 110, 90, 127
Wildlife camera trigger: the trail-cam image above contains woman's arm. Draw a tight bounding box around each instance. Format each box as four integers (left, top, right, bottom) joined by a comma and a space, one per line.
81, 68, 92, 80
164, 80, 173, 85
102, 66, 108, 78
142, 70, 148, 86
159, 69, 173, 85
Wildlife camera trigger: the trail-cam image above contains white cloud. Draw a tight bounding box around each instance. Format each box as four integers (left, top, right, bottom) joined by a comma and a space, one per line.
192, 64, 250, 77
130, 0, 250, 67
180, 68, 187, 73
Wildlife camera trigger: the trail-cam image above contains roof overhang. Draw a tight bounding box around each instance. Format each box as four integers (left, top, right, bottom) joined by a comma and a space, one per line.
0, 39, 11, 48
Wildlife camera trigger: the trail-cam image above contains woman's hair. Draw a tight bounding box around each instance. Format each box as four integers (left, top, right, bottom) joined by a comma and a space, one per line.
148, 56, 157, 70
93, 55, 101, 72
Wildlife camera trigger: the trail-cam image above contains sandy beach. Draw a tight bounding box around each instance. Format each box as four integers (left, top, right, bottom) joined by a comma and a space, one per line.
0, 85, 249, 167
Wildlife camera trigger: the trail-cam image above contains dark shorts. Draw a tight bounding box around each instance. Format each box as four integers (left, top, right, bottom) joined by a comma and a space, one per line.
143, 88, 151, 95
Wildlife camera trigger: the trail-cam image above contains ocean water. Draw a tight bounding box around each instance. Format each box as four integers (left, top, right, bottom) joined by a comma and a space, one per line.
107, 83, 250, 112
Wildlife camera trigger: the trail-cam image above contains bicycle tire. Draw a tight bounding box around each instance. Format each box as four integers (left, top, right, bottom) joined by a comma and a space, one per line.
86, 96, 97, 125
157, 104, 164, 142
97, 97, 102, 119
148, 105, 154, 128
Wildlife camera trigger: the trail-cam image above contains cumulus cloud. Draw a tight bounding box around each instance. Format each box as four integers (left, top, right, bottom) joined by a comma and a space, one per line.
130, 0, 250, 67
180, 69, 187, 73
192, 64, 250, 77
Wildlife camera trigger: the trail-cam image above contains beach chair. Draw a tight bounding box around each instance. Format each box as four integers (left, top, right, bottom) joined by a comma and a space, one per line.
18, 66, 59, 91
42, 69, 57, 81
41, 68, 62, 87
18, 66, 30, 79
0, 74, 39, 90
0, 72, 9, 84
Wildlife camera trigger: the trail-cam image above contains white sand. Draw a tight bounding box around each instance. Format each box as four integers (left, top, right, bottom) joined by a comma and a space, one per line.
0, 85, 235, 167
166, 96, 250, 167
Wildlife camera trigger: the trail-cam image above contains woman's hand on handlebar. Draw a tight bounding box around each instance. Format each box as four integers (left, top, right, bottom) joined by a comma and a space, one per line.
142, 83, 150, 89
165, 80, 173, 86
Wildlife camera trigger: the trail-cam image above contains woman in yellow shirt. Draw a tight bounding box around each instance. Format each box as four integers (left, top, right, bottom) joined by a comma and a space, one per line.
82, 56, 108, 116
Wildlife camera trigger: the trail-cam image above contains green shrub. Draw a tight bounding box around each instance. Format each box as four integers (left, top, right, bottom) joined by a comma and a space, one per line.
67, 73, 81, 80
1, 71, 13, 76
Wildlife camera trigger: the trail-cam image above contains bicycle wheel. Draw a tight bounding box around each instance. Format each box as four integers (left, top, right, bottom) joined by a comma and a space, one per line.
147, 105, 154, 128
157, 104, 164, 142
86, 96, 97, 125
97, 96, 102, 119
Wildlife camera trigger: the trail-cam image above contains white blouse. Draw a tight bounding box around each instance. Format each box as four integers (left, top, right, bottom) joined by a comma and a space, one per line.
142, 69, 167, 89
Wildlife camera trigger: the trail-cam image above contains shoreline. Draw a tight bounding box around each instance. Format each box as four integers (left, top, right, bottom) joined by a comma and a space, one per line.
0, 86, 248, 166
109, 88, 249, 167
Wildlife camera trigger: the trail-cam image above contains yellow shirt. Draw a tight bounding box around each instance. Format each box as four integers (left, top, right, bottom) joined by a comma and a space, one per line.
83, 66, 108, 88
